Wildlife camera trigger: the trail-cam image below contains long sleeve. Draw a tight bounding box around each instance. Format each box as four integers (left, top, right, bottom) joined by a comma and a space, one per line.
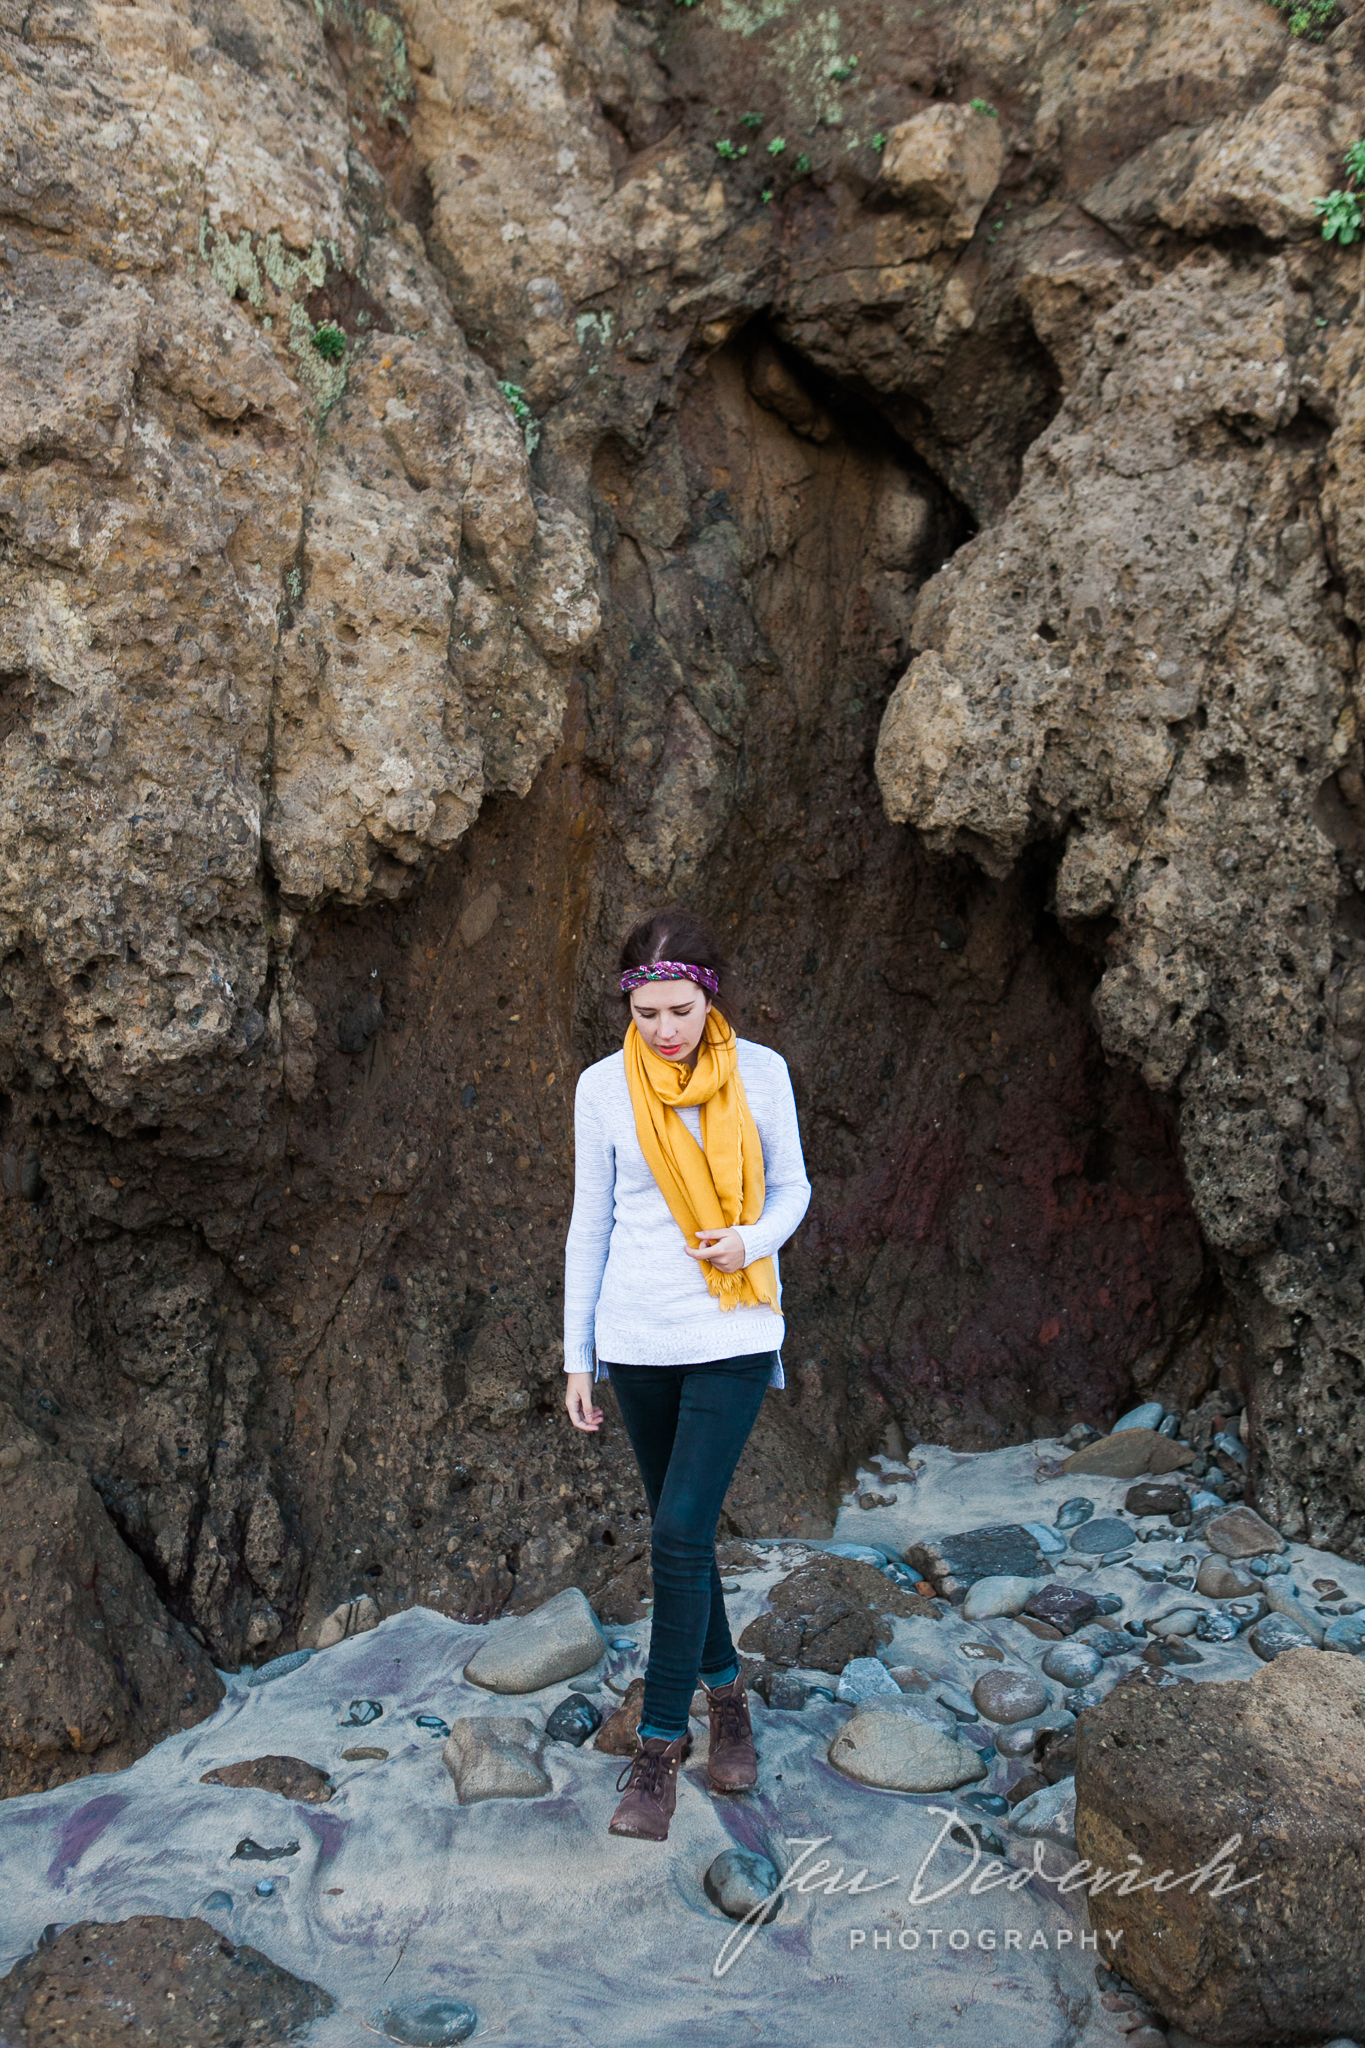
562, 1070, 616, 1376
735, 1054, 811, 1267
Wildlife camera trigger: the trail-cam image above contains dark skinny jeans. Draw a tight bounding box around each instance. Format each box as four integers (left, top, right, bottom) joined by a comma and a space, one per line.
602, 1353, 776, 1741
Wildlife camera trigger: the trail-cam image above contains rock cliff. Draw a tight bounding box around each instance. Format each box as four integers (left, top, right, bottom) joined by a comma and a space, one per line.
1, 0, 1362, 1767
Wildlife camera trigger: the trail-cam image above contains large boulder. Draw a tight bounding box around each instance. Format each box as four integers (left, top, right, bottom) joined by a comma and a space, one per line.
0, 1917, 330, 2045
0, 1404, 223, 1798
1075, 1649, 1365, 2042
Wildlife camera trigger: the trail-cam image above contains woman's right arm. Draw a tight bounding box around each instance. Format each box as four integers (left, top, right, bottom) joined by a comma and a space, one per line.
563, 1072, 614, 1430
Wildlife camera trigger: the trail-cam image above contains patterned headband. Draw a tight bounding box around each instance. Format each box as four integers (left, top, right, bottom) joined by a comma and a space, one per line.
620, 960, 720, 997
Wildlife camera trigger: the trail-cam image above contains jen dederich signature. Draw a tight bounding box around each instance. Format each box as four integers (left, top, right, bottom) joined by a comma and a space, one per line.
711, 1811, 1264, 1978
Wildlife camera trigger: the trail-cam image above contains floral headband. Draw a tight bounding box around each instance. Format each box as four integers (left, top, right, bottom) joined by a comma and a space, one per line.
620, 960, 720, 997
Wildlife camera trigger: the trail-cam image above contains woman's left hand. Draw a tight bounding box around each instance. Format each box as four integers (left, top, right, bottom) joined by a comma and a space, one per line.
686, 1227, 747, 1273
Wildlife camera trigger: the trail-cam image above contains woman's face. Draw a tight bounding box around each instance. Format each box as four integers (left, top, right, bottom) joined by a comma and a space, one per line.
629, 979, 711, 1062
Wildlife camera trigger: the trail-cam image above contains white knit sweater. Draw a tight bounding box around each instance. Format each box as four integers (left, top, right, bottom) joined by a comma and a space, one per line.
562, 1038, 812, 1390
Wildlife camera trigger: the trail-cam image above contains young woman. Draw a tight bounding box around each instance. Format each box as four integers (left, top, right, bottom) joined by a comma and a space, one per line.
563, 907, 811, 1842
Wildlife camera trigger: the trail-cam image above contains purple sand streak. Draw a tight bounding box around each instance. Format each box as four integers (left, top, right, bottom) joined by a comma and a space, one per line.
46, 1793, 126, 1885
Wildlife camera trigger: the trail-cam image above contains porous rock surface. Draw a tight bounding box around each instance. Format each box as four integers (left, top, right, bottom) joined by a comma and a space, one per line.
1075, 1646, 1365, 2043
0, 0, 1361, 1743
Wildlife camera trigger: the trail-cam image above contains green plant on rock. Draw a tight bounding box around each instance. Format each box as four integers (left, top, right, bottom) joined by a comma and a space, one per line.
715, 138, 747, 160
970, 96, 998, 117
870, 131, 886, 152
794, 153, 811, 175
740, 111, 763, 130
1313, 136, 1365, 245
767, 136, 787, 156
310, 321, 346, 361
1268, 0, 1336, 36
498, 379, 541, 455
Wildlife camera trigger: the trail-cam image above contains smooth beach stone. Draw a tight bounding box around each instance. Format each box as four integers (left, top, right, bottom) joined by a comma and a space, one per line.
972, 1668, 1050, 1723
1212, 1429, 1248, 1466
415, 1715, 451, 1737
821, 1541, 891, 1564
1113, 1402, 1165, 1433
1020, 1522, 1069, 1555
1247, 1615, 1316, 1661
377, 1998, 479, 2046
200, 1892, 234, 1912
254, 1881, 277, 1898
609, 1636, 638, 1650
1009, 1775, 1077, 1846
442, 1717, 551, 1802
1068, 1516, 1134, 1555
704, 1848, 783, 1924
1078, 1627, 1135, 1659
961, 1790, 1010, 1818
995, 1722, 1039, 1759
1325, 1613, 1365, 1653
1091, 1594, 1124, 1615
957, 1641, 1004, 1661
245, 1649, 313, 1689
232, 1838, 299, 1861
1147, 1608, 1205, 1639
545, 1693, 603, 1745
767, 1672, 809, 1710
836, 1655, 904, 1705
1060, 1430, 1194, 1479
1204, 1506, 1286, 1559
1054, 1498, 1095, 1530
341, 1747, 388, 1761
340, 1700, 383, 1727
1196, 1555, 1258, 1600
463, 1586, 606, 1694
1260, 1581, 1325, 1646
315, 1596, 380, 1649
930, 1680, 979, 1722
1042, 1642, 1103, 1687
962, 1573, 1044, 1621
1196, 1610, 1242, 1644
1023, 1584, 1098, 1635
827, 1709, 987, 1793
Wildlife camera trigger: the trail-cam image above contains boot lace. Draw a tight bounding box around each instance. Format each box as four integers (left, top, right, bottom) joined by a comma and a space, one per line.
616, 1744, 674, 1798
711, 1687, 750, 1746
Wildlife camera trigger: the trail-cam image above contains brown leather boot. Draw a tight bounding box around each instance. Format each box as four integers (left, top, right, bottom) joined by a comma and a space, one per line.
607, 1732, 689, 1841
704, 1670, 758, 1792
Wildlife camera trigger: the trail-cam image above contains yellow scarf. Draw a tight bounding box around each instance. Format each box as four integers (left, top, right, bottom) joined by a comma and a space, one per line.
624, 1007, 779, 1313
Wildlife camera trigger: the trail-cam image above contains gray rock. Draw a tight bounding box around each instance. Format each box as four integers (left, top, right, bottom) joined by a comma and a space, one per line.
704, 1848, 782, 1923
1147, 1608, 1206, 1639
1063, 1685, 1109, 1713
1077, 1627, 1134, 1659
1042, 1642, 1103, 1687
442, 1717, 551, 1802
1020, 1521, 1068, 1555
1053, 1498, 1095, 1530
972, 1668, 1050, 1723
1068, 1516, 1135, 1555
961, 1573, 1045, 1620
246, 1649, 313, 1689
837, 1656, 904, 1704
1247, 1614, 1317, 1662
821, 1541, 891, 1563
1113, 1402, 1165, 1433
995, 1722, 1039, 1759
904, 1524, 1053, 1601
1325, 1613, 1365, 1654
1195, 1610, 1242, 1644
339, 1699, 382, 1727
1261, 1579, 1326, 1647
828, 1709, 987, 1792
767, 1672, 809, 1710
377, 2000, 479, 2045
1009, 1774, 1077, 1846
463, 1587, 605, 1694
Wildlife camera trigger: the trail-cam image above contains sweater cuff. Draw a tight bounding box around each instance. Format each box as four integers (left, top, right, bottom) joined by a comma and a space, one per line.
564, 1342, 597, 1376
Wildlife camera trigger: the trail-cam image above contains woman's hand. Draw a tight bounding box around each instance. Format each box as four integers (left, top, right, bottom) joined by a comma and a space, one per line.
565, 1372, 604, 1431
686, 1226, 747, 1273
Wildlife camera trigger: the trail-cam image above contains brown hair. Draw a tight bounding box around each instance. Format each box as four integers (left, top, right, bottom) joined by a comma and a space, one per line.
617, 906, 739, 1020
